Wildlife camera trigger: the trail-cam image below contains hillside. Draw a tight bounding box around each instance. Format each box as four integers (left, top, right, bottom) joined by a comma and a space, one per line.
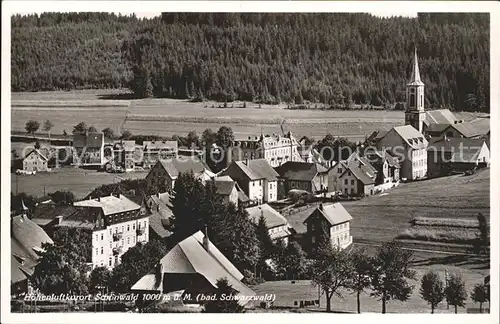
11, 12, 489, 112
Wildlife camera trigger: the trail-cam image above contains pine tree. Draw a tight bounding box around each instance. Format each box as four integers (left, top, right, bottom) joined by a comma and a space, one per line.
202, 278, 245, 313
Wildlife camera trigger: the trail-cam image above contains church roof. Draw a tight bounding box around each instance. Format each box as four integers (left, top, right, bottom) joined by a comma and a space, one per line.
407, 48, 424, 86
424, 109, 457, 126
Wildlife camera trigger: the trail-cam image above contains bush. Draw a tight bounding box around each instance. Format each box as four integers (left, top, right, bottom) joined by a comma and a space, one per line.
242, 269, 266, 286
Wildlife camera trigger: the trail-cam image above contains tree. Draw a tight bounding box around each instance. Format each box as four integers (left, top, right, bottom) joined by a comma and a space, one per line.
348, 248, 373, 313
445, 273, 468, 314
102, 127, 115, 139
120, 130, 133, 140
202, 278, 245, 313
48, 190, 76, 205
470, 283, 489, 313
281, 241, 307, 280
256, 215, 275, 271
186, 131, 200, 148
419, 271, 446, 314
89, 266, 112, 294
88, 126, 98, 132
201, 128, 217, 146
73, 122, 88, 134
370, 240, 416, 313
310, 243, 353, 312
25, 120, 40, 137
300, 136, 315, 147
473, 212, 489, 255
43, 119, 54, 140
109, 239, 168, 292
31, 227, 92, 295
34, 141, 41, 150
216, 126, 234, 149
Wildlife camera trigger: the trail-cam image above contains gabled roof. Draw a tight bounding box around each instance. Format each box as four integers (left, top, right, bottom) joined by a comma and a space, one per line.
73, 194, 140, 215
24, 149, 48, 161
246, 204, 289, 228
11, 215, 53, 261
148, 210, 172, 239
233, 159, 279, 181
424, 109, 457, 126
73, 132, 104, 148
303, 203, 353, 226
235, 183, 250, 202
426, 123, 450, 133
131, 231, 255, 305
212, 176, 236, 196
428, 138, 488, 163
143, 140, 178, 151
392, 125, 428, 149
158, 156, 207, 179
338, 152, 377, 185
446, 122, 487, 138
275, 161, 328, 182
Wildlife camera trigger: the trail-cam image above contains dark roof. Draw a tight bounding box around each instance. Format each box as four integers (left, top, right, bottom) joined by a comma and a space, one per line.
143, 140, 178, 151
158, 156, 207, 178
339, 152, 377, 185
428, 138, 488, 163
11, 215, 53, 261
426, 123, 450, 133
31, 205, 100, 230
236, 183, 250, 202
304, 203, 353, 226
275, 162, 328, 182
24, 149, 48, 161
148, 211, 172, 239
233, 159, 279, 181
73, 132, 104, 148
212, 176, 236, 196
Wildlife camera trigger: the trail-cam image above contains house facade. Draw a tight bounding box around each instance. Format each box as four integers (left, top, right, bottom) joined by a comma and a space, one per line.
212, 175, 239, 206
72, 132, 105, 166
143, 140, 178, 169
246, 204, 293, 245
113, 140, 137, 171
303, 203, 353, 255
335, 153, 377, 196
23, 149, 49, 172
220, 159, 278, 205
275, 161, 329, 195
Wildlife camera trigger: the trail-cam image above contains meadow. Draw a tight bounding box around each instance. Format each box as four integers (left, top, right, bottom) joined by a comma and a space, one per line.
11, 90, 484, 141
285, 169, 490, 246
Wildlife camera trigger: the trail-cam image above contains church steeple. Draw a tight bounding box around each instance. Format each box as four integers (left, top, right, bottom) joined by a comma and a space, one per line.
409, 47, 422, 85
405, 48, 426, 134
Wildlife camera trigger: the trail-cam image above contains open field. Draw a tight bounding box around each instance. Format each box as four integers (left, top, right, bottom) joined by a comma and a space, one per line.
284, 169, 490, 245
11, 90, 486, 141
11, 168, 148, 200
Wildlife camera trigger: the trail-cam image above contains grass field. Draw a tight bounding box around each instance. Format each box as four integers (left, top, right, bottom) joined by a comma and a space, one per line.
11, 167, 148, 200
285, 168, 490, 245
11, 90, 485, 141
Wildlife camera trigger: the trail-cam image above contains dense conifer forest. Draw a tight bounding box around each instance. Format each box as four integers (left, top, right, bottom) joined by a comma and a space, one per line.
11, 12, 489, 112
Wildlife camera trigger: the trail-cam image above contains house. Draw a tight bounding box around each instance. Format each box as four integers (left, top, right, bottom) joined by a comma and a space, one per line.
23, 149, 49, 172
427, 138, 490, 178
11, 214, 54, 296
220, 159, 279, 205
364, 149, 401, 186
146, 192, 173, 220
245, 204, 293, 245
336, 153, 377, 196
131, 230, 255, 308
113, 140, 137, 171
274, 161, 329, 196
230, 132, 304, 168
377, 125, 428, 181
211, 175, 239, 206
145, 156, 215, 193
72, 132, 105, 166
303, 203, 353, 255
143, 140, 178, 169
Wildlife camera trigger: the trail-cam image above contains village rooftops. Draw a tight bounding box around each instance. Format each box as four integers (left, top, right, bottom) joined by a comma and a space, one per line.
246, 204, 289, 229
73, 194, 141, 215
428, 138, 488, 163
31, 205, 102, 230
304, 203, 353, 226
275, 161, 328, 182
212, 176, 236, 196
143, 140, 178, 151
233, 159, 279, 181
390, 125, 428, 149
11, 214, 53, 261
424, 109, 457, 125
445, 122, 488, 139
158, 156, 212, 179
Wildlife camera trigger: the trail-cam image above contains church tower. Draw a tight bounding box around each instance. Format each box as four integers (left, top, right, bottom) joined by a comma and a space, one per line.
405, 48, 426, 134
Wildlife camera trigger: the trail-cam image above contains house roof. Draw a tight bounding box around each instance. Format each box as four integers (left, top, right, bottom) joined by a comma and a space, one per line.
424, 109, 457, 125
148, 211, 172, 239
338, 152, 377, 185
143, 140, 178, 151
275, 162, 328, 182
446, 122, 486, 138
11, 215, 53, 261
73, 194, 141, 216
368, 150, 400, 168
245, 204, 289, 228
24, 149, 49, 161
428, 138, 488, 163
392, 125, 428, 149
236, 183, 250, 202
304, 203, 353, 226
131, 231, 255, 305
73, 132, 104, 148
212, 176, 236, 196
158, 156, 207, 179
426, 123, 450, 133
233, 159, 279, 181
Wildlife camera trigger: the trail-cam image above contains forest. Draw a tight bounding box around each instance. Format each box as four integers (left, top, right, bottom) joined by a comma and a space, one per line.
11, 12, 490, 112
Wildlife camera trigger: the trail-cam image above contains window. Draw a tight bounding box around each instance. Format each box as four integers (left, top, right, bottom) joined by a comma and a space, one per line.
338, 168, 342, 173
127, 225, 130, 232
109, 229, 112, 235
96, 248, 98, 255
344, 179, 348, 185
351, 188, 355, 194
133, 223, 135, 230
101, 234, 104, 240
109, 258, 112, 266
127, 237, 130, 245
253, 182, 255, 187
121, 239, 124, 246
133, 237, 135, 244
351, 180, 354, 185
101, 247, 103, 255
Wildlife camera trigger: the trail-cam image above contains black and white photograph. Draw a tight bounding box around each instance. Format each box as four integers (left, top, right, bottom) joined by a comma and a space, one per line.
2, 1, 498, 322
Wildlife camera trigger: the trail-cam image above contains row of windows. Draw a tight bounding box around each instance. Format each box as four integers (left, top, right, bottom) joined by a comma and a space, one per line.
344, 179, 355, 185
96, 220, 147, 241
334, 223, 348, 231
412, 159, 426, 168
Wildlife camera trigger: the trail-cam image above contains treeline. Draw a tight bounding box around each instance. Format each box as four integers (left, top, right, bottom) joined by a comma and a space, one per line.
12, 13, 489, 111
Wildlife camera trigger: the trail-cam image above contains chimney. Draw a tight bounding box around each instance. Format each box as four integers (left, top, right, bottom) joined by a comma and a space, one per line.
203, 225, 210, 252
97, 196, 100, 202
55, 215, 63, 225
244, 159, 249, 166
